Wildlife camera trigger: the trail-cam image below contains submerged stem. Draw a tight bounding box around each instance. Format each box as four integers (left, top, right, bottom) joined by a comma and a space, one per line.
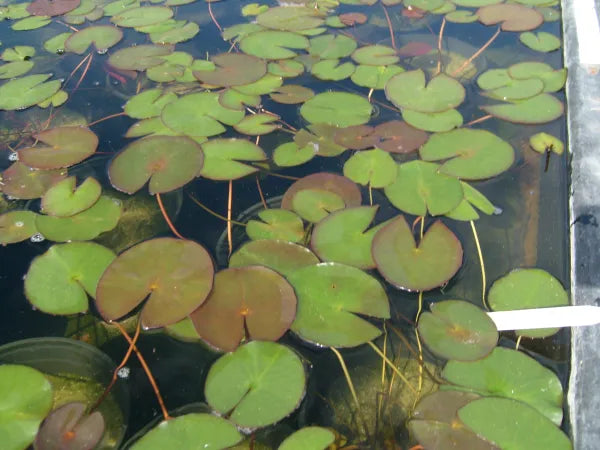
227, 180, 233, 256
156, 193, 185, 239
367, 341, 418, 395
256, 175, 268, 209
413, 291, 424, 408
470, 220, 488, 309
452, 27, 501, 77
187, 192, 246, 226
87, 112, 127, 127
435, 18, 446, 76
381, 5, 396, 50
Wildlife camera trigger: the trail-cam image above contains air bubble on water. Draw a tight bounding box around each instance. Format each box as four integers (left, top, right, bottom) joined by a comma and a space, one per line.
97, 48, 108, 55
93, 81, 100, 86
30, 233, 45, 243
117, 367, 130, 379
493, 206, 503, 215
6, 195, 16, 200
58, 78, 65, 83
14, 221, 24, 228
8, 152, 18, 161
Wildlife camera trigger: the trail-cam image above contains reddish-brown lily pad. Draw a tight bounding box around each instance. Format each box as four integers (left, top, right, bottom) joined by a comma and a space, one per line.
95, 238, 214, 329
190, 266, 296, 352
333, 125, 378, 150
28, 0, 80, 16
477, 4, 543, 31
194, 53, 267, 87
1, 162, 67, 200
281, 172, 361, 210
372, 215, 463, 292
339, 12, 367, 26
373, 120, 429, 154
18, 127, 98, 169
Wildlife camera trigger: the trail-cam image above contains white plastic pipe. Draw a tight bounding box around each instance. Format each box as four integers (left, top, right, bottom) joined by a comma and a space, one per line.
487, 305, 600, 331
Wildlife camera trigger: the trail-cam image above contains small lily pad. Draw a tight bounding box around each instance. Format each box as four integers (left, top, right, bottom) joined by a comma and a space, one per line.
2, 46, 35, 62
107, 44, 173, 71
194, 53, 267, 87
279, 427, 336, 450
311, 59, 355, 81
234, 73, 283, 95
483, 78, 544, 101
288, 263, 390, 347
12, 15, 51, 30
477, 3, 543, 31
520, 31, 561, 52
234, 113, 280, 135
418, 300, 498, 361
300, 92, 372, 127
402, 108, 463, 132
308, 34, 357, 59
343, 148, 397, 188
41, 176, 101, 217
294, 125, 346, 157
124, 88, 177, 119
352, 45, 399, 66
199, 138, 266, 180
240, 30, 309, 59
24, 242, 116, 314
268, 59, 305, 77
111, 6, 173, 27
150, 21, 199, 44
0, 60, 34, 79
529, 132, 564, 155
372, 215, 463, 291
219, 88, 260, 111
481, 93, 563, 124
0, 74, 61, 110
0, 210, 38, 244
269, 85, 314, 104
282, 172, 361, 211
205, 341, 306, 428
96, 238, 214, 329
292, 189, 345, 223
65, 25, 123, 54
246, 209, 304, 242
0, 163, 66, 199
351, 64, 405, 90
190, 266, 297, 352
273, 142, 315, 167
373, 120, 429, 154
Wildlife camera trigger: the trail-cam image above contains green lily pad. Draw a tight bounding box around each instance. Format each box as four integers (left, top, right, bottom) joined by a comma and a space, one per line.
294, 125, 346, 157
482, 93, 563, 124
477, 68, 511, 90
0, 210, 38, 244
445, 182, 495, 221
130, 414, 242, 449
282, 172, 362, 210
12, 15, 51, 30
418, 300, 498, 361
445, 10, 479, 23
194, 53, 266, 87
308, 34, 356, 59
402, 108, 463, 132
484, 78, 544, 101
311, 206, 387, 269
288, 262, 390, 347
229, 239, 319, 277
300, 92, 372, 127
384, 160, 463, 216
269, 85, 314, 104
458, 398, 571, 450
477, 3, 543, 31
246, 209, 304, 242
419, 129, 514, 180
452, 0, 502, 5
234, 73, 283, 96
351, 64, 405, 90
311, 59, 355, 81
292, 188, 346, 223
109, 136, 203, 194
111, 6, 173, 27
0, 364, 53, 450
18, 126, 98, 169
96, 238, 214, 329
279, 427, 336, 450
0, 163, 66, 200
273, 142, 315, 167
373, 215, 463, 291
520, 31, 561, 52
0, 74, 61, 111
107, 44, 173, 71
24, 242, 116, 314
150, 21, 199, 44
443, 346, 564, 424
41, 176, 101, 217
0, 60, 34, 79
529, 132, 564, 155
37, 90, 68, 109
219, 88, 260, 111
145, 53, 208, 83
35, 195, 122, 242
234, 113, 280, 135
64, 25, 123, 54
240, 30, 309, 59
2, 46, 35, 62
352, 45, 398, 66
205, 341, 306, 428
343, 148, 397, 188
124, 88, 177, 119
508, 62, 566, 92
199, 138, 266, 180
405, 0, 444, 10
386, 70, 465, 113
268, 59, 305, 78
488, 268, 568, 338
256, 5, 324, 30
190, 266, 297, 352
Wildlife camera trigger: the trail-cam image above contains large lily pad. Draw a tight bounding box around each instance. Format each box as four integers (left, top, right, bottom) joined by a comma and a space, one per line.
311, 59, 355, 81
372, 120, 429, 154
343, 148, 397, 188
246, 209, 304, 243
0, 364, 53, 450
488, 268, 568, 338
194, 53, 266, 87
269, 85, 314, 104
0, 162, 66, 200
351, 64, 405, 90
352, 45, 398, 66
0, 61, 34, 79
190, 266, 297, 352
205, 341, 306, 429
385, 70, 465, 113
199, 138, 266, 180
124, 88, 177, 119
288, 263, 390, 347
372, 215, 463, 292
419, 129, 514, 180
443, 347, 564, 424
130, 414, 242, 449
477, 4, 543, 31
35, 195, 121, 242
402, 108, 464, 133
111, 6, 173, 27
240, 30, 309, 59
109, 136, 203, 194
309, 34, 357, 59
256, 6, 324, 31
96, 238, 214, 329
519, 31, 561, 52
273, 142, 316, 167
281, 173, 362, 210
0, 210, 38, 244
481, 93, 563, 124
300, 92, 372, 127
279, 427, 336, 450
229, 239, 319, 277
18, 126, 98, 170
24, 242, 116, 314
384, 160, 464, 216
28, 0, 80, 16
41, 176, 101, 217
64, 25, 123, 54
108, 44, 173, 71
418, 300, 498, 361
0, 74, 61, 110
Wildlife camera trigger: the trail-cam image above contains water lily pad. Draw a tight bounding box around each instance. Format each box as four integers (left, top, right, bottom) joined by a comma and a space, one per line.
24, 242, 115, 314
529, 132, 564, 155
311, 59, 355, 81
418, 300, 498, 361
0, 162, 66, 199
257, 6, 324, 31
35, 195, 121, 242
108, 44, 173, 71
190, 266, 296, 352
0, 60, 34, 79
386, 70, 465, 113
0, 74, 61, 110
269, 85, 314, 104
373, 120, 429, 153
35, 402, 104, 450
352, 45, 398, 66
405, 0, 444, 10
508, 62, 566, 92
419, 129, 514, 180
477, 4, 543, 31
343, 148, 397, 188
446, 182, 495, 221
130, 414, 242, 449
18, 126, 98, 169
240, 30, 309, 59
333, 125, 377, 150
402, 108, 463, 132
150, 21, 199, 44
445, 10, 478, 23
288, 263, 390, 347
234, 73, 283, 95
488, 268, 568, 338
96, 238, 214, 328
28, 0, 79, 16
246, 209, 304, 243
443, 347, 564, 424
64, 25, 123, 54
373, 215, 463, 291
351, 64, 405, 90
111, 6, 173, 27
0, 364, 53, 450
109, 136, 203, 194
308, 34, 356, 59
124, 88, 177, 119
194, 53, 266, 87
234, 113, 280, 135
484, 78, 544, 101
273, 142, 315, 167
12, 15, 51, 30
0, 3, 31, 20
481, 93, 563, 124
279, 427, 336, 450
219, 88, 260, 111
282, 172, 362, 210
41, 176, 101, 217
294, 125, 346, 157
0, 210, 38, 244
268, 59, 304, 78
384, 160, 463, 216
292, 189, 345, 223
458, 398, 571, 450
199, 138, 266, 180
300, 92, 372, 127
205, 341, 306, 428
2, 46, 35, 62
520, 31, 561, 52
229, 239, 319, 277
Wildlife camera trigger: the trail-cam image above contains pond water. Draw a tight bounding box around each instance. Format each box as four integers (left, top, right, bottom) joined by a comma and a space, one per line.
0, 0, 572, 449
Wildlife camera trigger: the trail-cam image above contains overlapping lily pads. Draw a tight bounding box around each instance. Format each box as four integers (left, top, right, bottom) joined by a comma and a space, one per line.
477, 4, 543, 31
300, 92, 372, 127
279, 427, 336, 450
199, 138, 266, 180
246, 209, 304, 242
108, 44, 173, 71
281, 173, 362, 211
64, 25, 123, 54
41, 176, 101, 217
256, 6, 324, 31
240, 30, 309, 59
193, 53, 267, 87
343, 148, 397, 188
0, 162, 66, 199
0, 74, 61, 110
0, 210, 38, 244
